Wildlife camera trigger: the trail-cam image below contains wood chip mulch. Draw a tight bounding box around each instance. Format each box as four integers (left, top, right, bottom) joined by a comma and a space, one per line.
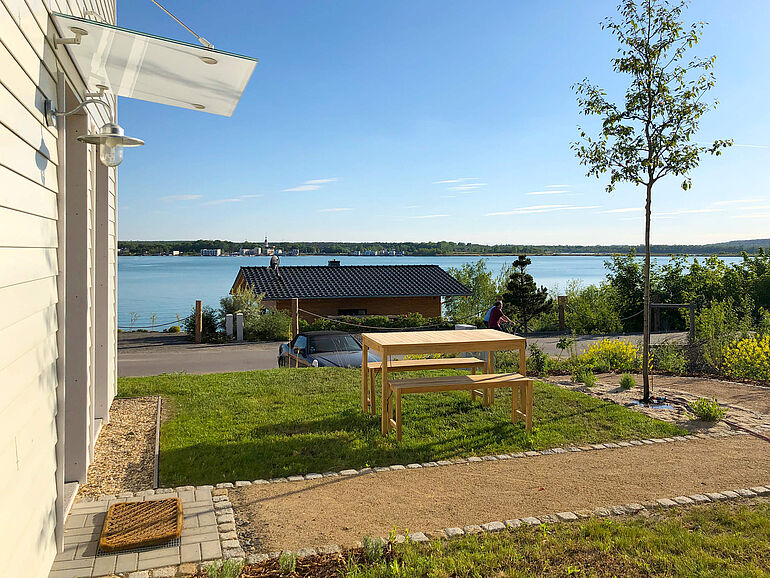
192, 550, 383, 578
77, 396, 158, 499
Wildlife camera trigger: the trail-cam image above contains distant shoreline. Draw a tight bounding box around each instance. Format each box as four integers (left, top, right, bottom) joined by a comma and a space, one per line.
117, 252, 749, 258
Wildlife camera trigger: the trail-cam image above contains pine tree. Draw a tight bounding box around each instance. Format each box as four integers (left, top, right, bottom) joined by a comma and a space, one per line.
502, 256, 552, 333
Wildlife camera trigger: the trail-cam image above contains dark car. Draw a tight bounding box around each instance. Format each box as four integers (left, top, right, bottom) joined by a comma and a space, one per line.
278, 331, 380, 368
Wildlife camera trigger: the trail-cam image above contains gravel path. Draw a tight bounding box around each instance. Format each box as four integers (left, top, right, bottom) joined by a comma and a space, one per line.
231, 435, 769, 553
77, 396, 158, 499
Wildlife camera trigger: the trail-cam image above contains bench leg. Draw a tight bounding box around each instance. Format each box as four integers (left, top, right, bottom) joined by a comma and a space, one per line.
511, 383, 520, 423
395, 389, 402, 442
525, 381, 533, 431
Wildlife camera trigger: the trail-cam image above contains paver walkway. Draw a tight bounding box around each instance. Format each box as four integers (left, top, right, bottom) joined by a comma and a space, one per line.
232, 435, 770, 553
49, 488, 223, 578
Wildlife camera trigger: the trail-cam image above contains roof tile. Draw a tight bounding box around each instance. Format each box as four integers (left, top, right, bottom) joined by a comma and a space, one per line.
235, 265, 470, 300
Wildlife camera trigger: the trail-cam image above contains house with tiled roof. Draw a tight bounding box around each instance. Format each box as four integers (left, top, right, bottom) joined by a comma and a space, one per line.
231, 261, 470, 321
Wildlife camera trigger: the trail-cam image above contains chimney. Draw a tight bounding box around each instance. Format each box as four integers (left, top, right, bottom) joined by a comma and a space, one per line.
328, 259, 341, 268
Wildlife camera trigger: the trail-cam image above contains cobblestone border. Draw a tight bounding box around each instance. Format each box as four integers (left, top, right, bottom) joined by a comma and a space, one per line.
76, 429, 747, 505
101, 482, 770, 575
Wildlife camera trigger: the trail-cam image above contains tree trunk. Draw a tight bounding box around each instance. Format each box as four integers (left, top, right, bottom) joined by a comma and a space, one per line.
642, 183, 652, 403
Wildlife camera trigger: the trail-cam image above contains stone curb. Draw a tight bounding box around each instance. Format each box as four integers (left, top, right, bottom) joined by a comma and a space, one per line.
98, 483, 769, 577
80, 430, 748, 503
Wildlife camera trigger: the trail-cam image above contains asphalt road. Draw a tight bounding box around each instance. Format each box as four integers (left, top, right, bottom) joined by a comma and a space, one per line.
118, 331, 688, 378
118, 333, 282, 377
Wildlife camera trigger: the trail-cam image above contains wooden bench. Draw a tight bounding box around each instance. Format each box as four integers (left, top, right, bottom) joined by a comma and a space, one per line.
363, 357, 488, 414
387, 373, 533, 441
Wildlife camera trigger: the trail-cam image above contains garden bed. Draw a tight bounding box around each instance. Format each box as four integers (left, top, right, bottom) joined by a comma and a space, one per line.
198, 500, 770, 577
77, 396, 158, 498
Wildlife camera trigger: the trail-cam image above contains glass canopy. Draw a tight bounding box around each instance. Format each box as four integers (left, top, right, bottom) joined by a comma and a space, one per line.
52, 12, 258, 117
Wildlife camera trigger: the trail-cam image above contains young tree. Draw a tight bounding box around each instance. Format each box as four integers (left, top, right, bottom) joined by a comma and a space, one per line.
445, 259, 501, 323
573, 0, 731, 402
502, 255, 553, 333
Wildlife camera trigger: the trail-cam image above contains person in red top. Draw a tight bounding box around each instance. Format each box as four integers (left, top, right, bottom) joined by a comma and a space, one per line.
487, 300, 511, 331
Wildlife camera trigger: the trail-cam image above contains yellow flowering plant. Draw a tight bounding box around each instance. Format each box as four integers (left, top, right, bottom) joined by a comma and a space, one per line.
722, 335, 770, 381
582, 339, 642, 372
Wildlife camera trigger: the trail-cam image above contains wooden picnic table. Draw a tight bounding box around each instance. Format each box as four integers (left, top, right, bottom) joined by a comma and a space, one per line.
361, 329, 527, 436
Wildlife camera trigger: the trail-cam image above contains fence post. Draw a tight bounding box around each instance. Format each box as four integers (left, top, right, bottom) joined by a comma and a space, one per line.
291, 298, 299, 339
225, 313, 233, 337
558, 296, 567, 331
689, 303, 695, 342
194, 300, 202, 344
236, 313, 244, 342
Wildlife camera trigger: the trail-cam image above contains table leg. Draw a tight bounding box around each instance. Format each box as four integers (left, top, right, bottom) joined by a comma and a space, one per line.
519, 342, 527, 376
361, 344, 369, 412
471, 366, 476, 401
370, 369, 376, 415
381, 352, 389, 435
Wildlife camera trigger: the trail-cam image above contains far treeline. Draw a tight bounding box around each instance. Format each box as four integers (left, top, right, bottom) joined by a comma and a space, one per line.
118, 238, 770, 257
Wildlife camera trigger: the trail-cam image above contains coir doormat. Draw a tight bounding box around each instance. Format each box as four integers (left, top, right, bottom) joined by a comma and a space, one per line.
99, 498, 183, 552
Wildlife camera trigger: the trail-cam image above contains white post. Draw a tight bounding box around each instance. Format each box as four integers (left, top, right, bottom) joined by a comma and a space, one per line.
236, 313, 244, 342
225, 313, 234, 337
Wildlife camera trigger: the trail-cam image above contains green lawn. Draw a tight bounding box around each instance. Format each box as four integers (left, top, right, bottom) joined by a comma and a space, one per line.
341, 503, 770, 577
118, 368, 685, 486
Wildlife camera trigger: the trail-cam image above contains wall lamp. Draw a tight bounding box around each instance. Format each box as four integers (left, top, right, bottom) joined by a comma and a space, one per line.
44, 91, 144, 167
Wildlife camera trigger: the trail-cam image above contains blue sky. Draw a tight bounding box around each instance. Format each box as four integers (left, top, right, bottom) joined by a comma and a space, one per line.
116, 1, 770, 245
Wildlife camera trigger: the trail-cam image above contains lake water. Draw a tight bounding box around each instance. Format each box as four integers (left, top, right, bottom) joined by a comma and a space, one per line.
117, 254, 741, 328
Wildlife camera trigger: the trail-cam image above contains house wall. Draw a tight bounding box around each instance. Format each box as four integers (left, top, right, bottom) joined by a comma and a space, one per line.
0, 1, 117, 575
267, 296, 442, 321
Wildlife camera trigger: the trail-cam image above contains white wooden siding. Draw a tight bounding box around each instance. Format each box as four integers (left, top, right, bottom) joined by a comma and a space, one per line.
0, 0, 117, 575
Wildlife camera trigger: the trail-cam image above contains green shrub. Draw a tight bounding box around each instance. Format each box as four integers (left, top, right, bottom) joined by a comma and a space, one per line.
527, 343, 550, 375
278, 551, 297, 574
362, 535, 385, 562
620, 373, 636, 389
182, 305, 219, 342
494, 350, 520, 373
219, 287, 263, 330
689, 397, 726, 421
246, 310, 292, 342
572, 366, 596, 386
205, 558, 243, 578
167, 325, 181, 333
563, 282, 623, 334
654, 342, 687, 374
300, 312, 450, 333
694, 301, 751, 371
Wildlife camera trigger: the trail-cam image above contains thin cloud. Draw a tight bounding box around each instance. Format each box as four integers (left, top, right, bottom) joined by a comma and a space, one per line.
240, 194, 263, 198
546, 184, 570, 188
732, 143, 770, 149
408, 214, 450, 219
656, 208, 723, 216
203, 198, 241, 205
713, 198, 762, 205
433, 177, 478, 184
601, 207, 643, 213
318, 207, 352, 213
160, 194, 202, 202
742, 205, 770, 210
440, 195, 457, 199
283, 184, 320, 192
405, 205, 421, 209
527, 190, 568, 195
732, 213, 770, 219
486, 204, 600, 216
282, 178, 339, 192
448, 183, 488, 191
